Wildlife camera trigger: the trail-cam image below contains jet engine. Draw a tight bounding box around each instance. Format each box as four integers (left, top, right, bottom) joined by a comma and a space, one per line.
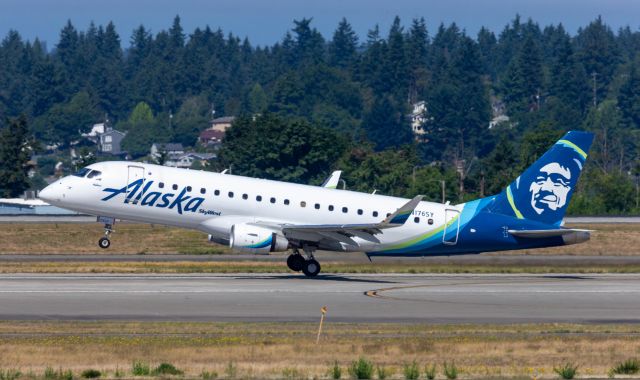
230, 223, 289, 254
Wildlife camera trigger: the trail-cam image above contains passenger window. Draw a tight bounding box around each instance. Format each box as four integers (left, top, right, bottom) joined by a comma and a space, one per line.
228, 191, 234, 198
328, 205, 334, 211
428, 218, 434, 225
242, 194, 248, 200
172, 184, 178, 190
214, 190, 220, 196
200, 188, 206, 194
373, 211, 378, 217
284, 199, 290, 205
270, 197, 276, 204
159, 182, 165, 189
357, 209, 363, 215
314, 203, 320, 210
256, 195, 262, 202
186, 186, 192, 192
342, 207, 348, 213
414, 217, 420, 223
300, 201, 306, 208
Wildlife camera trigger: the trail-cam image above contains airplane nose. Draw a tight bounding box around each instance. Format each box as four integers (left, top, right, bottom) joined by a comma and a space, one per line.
39, 183, 61, 203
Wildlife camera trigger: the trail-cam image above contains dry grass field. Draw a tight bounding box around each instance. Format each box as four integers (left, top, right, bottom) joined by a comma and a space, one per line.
0, 223, 638, 256
0, 322, 638, 379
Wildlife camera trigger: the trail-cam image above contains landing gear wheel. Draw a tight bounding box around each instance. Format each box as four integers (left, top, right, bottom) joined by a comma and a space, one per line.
302, 259, 321, 277
287, 254, 305, 272
98, 237, 111, 249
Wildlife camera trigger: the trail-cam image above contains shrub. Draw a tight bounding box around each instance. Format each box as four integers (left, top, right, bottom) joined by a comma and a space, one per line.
443, 362, 458, 380
348, 357, 374, 379
44, 367, 56, 380
114, 367, 124, 378
553, 363, 578, 379
424, 364, 436, 380
0, 369, 21, 380
132, 361, 150, 376
611, 358, 639, 375
81, 369, 101, 379
329, 361, 342, 379
403, 361, 420, 380
376, 365, 391, 380
152, 363, 183, 376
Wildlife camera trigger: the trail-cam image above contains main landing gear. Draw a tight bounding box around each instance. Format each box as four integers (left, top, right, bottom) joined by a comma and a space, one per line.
98, 222, 113, 249
287, 247, 321, 277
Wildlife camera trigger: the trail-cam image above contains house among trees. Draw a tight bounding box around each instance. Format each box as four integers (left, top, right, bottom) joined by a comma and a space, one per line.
165, 152, 216, 168
98, 127, 126, 155
150, 143, 185, 160
199, 129, 225, 148
209, 116, 236, 132
410, 101, 428, 138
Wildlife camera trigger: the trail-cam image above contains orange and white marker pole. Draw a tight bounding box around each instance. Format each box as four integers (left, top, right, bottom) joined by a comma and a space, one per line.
316, 306, 327, 344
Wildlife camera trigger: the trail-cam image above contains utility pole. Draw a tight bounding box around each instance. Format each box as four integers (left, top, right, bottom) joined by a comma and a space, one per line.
591, 72, 598, 107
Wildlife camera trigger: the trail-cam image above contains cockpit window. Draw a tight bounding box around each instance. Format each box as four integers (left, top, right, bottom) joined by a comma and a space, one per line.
87, 170, 102, 179
72, 168, 91, 178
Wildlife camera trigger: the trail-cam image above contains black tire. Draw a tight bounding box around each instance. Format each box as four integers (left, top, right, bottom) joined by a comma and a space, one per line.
98, 237, 111, 249
287, 254, 305, 272
302, 259, 321, 277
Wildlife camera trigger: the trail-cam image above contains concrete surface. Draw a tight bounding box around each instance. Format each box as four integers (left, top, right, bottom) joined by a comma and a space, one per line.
0, 273, 638, 323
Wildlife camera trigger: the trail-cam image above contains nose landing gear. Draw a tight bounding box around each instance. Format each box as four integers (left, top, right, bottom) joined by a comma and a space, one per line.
286, 246, 321, 277
96, 216, 115, 249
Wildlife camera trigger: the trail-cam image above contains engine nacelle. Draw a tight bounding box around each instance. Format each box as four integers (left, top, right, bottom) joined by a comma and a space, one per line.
229, 223, 289, 254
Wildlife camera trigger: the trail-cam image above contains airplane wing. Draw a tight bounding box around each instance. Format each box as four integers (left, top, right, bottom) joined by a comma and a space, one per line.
321, 170, 342, 189
508, 228, 591, 238
255, 195, 424, 246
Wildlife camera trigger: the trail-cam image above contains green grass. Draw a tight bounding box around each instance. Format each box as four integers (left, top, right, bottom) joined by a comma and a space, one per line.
610, 358, 639, 375
553, 363, 578, 379
348, 357, 374, 379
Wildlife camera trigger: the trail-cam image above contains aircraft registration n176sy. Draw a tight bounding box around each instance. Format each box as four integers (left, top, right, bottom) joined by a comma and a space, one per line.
40, 131, 594, 277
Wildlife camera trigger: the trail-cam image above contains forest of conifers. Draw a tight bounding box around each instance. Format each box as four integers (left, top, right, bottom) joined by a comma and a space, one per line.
0, 15, 639, 214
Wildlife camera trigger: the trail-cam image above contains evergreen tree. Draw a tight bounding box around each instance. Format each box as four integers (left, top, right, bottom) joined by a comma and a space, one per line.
501, 35, 544, 114
618, 55, 640, 128
363, 95, 412, 150
0, 116, 33, 197
328, 18, 358, 68
574, 16, 621, 101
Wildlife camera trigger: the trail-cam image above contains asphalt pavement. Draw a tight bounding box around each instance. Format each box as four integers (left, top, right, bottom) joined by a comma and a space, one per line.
0, 273, 638, 323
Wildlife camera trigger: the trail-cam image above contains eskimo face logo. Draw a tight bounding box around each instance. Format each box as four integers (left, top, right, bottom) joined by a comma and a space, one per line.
528, 162, 571, 214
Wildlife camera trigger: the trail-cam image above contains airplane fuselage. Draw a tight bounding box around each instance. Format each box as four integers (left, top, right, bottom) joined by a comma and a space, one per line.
40, 161, 586, 257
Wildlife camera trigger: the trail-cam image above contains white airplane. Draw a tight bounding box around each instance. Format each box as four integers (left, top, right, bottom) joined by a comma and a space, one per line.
40, 131, 594, 277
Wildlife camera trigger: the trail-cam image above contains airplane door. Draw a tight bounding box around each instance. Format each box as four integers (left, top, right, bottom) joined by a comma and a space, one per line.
126, 165, 145, 204
443, 209, 460, 245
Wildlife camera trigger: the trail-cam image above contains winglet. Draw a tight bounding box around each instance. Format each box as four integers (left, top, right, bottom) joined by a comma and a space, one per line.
382, 195, 424, 226
321, 170, 342, 189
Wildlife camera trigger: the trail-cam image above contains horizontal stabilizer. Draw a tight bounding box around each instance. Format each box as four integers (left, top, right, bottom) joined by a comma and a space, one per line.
508, 228, 591, 238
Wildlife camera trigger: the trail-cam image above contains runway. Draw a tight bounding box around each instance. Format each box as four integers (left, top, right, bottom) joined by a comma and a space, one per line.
0, 273, 639, 323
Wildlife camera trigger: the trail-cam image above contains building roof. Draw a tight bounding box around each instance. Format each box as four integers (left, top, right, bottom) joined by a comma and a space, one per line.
199, 129, 225, 140
152, 143, 184, 152
211, 116, 236, 124
184, 152, 216, 160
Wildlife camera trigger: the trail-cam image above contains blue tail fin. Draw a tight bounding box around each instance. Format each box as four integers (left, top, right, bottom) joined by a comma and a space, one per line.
488, 131, 594, 226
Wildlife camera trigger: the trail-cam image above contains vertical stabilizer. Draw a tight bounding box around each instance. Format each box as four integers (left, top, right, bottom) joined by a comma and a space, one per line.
488, 131, 594, 226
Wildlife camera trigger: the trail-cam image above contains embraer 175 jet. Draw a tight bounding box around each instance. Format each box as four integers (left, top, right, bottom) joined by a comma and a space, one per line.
40, 131, 594, 277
